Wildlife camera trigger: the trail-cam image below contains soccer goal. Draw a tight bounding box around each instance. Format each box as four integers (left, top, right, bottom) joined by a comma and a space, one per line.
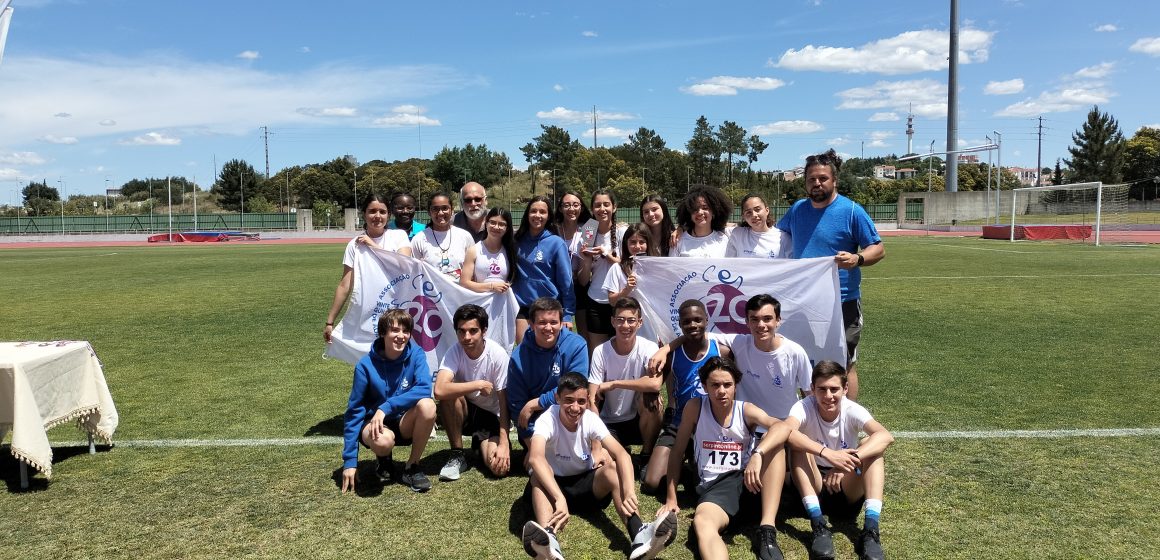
1007, 182, 1129, 245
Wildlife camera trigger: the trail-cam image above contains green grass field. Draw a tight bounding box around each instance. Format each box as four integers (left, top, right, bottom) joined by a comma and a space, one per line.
2, 237, 1159, 559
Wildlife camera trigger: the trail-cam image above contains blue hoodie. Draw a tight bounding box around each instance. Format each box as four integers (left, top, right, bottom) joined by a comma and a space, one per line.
342, 338, 432, 469
514, 229, 576, 323
505, 327, 589, 440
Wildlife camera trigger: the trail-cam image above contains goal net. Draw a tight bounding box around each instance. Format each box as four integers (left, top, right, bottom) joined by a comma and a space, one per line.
1008, 182, 1129, 245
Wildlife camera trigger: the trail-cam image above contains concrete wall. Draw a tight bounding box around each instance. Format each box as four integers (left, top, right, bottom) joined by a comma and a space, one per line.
344, 208, 358, 231
897, 190, 1015, 225
297, 209, 313, 232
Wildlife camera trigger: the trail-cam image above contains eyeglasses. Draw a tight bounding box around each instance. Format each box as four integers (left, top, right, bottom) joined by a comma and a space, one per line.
612, 317, 640, 326
463, 196, 484, 204
431, 206, 453, 213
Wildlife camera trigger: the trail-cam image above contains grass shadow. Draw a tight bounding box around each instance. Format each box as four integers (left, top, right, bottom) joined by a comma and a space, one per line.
328, 461, 386, 497
1, 443, 113, 493
304, 414, 344, 437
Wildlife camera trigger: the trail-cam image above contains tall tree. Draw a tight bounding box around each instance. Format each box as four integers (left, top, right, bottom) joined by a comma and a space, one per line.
1052, 158, 1064, 186
746, 134, 769, 166
213, 159, 263, 212
625, 127, 667, 186
1065, 105, 1126, 184
1122, 127, 1160, 200
21, 180, 60, 216
520, 125, 582, 177
430, 143, 512, 190
686, 116, 721, 185
716, 121, 747, 184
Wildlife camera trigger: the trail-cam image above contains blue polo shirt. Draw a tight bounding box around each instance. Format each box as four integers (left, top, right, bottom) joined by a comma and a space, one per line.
387, 219, 425, 240
776, 194, 880, 302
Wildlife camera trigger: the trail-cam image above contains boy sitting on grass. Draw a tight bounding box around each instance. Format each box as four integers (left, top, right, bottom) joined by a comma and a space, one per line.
522, 372, 677, 560
340, 308, 437, 493
785, 360, 894, 560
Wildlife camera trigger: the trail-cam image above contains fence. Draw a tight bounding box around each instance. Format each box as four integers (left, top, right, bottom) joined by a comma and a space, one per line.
0, 212, 296, 235
499, 203, 904, 226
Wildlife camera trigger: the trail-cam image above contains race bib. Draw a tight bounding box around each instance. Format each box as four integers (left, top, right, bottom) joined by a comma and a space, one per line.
700, 440, 743, 474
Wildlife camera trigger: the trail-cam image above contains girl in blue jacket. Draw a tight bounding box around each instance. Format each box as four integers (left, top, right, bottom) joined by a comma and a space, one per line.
513, 195, 576, 343
341, 309, 437, 493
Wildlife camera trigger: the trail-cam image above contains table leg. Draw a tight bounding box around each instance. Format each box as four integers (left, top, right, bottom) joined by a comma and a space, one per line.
89, 433, 95, 454
19, 459, 28, 489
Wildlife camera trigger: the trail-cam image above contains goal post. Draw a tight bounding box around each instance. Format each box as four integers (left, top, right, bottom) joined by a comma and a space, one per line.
1008, 182, 1129, 245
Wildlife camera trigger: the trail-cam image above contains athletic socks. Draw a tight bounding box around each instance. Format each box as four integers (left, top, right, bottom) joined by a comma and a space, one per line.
864, 499, 882, 531
627, 513, 643, 536
803, 495, 823, 520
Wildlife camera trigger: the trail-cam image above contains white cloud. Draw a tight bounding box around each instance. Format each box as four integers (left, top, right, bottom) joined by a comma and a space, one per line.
772, 28, 993, 75
0, 151, 46, 165
0, 55, 474, 145
1073, 62, 1114, 79
1130, 37, 1160, 56
296, 107, 359, 117
584, 126, 632, 140
536, 106, 636, 124
752, 120, 824, 135
836, 79, 947, 118
40, 134, 78, 144
299, 46, 311, 53
553, 84, 564, 92
828, 137, 851, 146
0, 169, 22, 181
581, 31, 598, 38
1141, 124, 1160, 131
236, 50, 260, 60
372, 106, 441, 127
868, 112, 899, 122
120, 131, 181, 146
681, 76, 786, 96
995, 82, 1113, 117
53, 112, 71, 118
984, 78, 1024, 95
866, 131, 893, 148
1095, 24, 1118, 32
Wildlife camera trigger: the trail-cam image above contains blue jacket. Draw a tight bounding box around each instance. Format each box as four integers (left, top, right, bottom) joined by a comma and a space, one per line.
342, 338, 432, 468
514, 229, 576, 323
505, 327, 589, 440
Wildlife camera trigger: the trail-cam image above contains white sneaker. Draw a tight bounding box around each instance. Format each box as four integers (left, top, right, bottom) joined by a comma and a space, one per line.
439, 450, 467, 481
522, 521, 565, 560
629, 511, 678, 560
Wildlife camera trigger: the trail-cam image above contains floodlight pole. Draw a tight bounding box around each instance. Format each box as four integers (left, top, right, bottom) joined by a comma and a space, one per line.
928, 140, 935, 192
993, 131, 1002, 224
104, 177, 110, 233
985, 136, 993, 222
167, 177, 173, 242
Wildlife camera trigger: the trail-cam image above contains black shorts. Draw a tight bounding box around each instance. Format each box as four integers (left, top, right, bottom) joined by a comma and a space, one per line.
604, 416, 643, 446
517, 304, 531, 321
463, 400, 503, 440
696, 470, 759, 519
574, 281, 593, 311
815, 466, 867, 519
655, 424, 680, 449
524, 468, 613, 513
586, 301, 614, 335
841, 299, 863, 365
360, 413, 412, 449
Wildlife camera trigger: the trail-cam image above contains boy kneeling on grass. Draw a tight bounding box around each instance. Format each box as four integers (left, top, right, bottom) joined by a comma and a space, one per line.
340, 308, 437, 494
522, 372, 677, 560
785, 360, 894, 560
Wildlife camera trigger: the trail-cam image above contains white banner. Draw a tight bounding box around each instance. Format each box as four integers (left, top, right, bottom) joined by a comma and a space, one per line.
633, 256, 847, 366
325, 247, 519, 372
0, 4, 13, 66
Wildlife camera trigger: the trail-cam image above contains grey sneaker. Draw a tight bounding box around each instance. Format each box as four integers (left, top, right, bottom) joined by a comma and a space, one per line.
858, 528, 883, 560
810, 517, 835, 560
399, 463, 431, 493
440, 449, 468, 481
629, 510, 678, 560
522, 521, 564, 560
756, 524, 784, 560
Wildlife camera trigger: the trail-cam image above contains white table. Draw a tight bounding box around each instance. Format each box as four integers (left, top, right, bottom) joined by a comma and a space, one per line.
0, 341, 119, 488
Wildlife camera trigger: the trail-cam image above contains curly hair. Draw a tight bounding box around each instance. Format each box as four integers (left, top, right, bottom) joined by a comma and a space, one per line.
676, 185, 732, 233
805, 148, 843, 176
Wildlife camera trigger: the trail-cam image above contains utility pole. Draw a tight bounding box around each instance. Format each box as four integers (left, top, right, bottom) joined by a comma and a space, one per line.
262, 126, 270, 180
592, 105, 598, 148
945, 0, 960, 192
1035, 116, 1044, 187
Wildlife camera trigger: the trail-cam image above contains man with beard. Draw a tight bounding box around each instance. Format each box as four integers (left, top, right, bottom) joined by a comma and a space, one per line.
776, 149, 883, 400
452, 181, 489, 242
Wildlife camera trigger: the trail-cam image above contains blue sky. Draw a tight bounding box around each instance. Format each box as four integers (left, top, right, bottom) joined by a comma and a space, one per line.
1, 0, 1158, 200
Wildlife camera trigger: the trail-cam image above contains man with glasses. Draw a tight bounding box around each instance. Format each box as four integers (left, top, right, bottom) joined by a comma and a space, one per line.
387, 192, 425, 240
776, 149, 884, 400
452, 181, 489, 242
587, 297, 664, 460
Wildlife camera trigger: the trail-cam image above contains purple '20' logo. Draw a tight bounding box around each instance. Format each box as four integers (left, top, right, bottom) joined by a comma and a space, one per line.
406, 295, 443, 351
703, 283, 748, 334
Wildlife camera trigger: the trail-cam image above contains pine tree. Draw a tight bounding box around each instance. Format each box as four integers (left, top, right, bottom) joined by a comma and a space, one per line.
1064, 106, 1125, 184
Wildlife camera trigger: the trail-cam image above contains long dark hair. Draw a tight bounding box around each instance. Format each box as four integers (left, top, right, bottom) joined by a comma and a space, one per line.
426, 191, 453, 228
552, 190, 592, 235
515, 195, 554, 241
485, 207, 518, 283
591, 188, 619, 259
639, 194, 674, 255
361, 192, 390, 233
677, 185, 732, 233
619, 222, 657, 277
737, 193, 774, 228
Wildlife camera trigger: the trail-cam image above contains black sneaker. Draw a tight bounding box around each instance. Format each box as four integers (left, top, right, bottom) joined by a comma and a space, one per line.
400, 463, 431, 493
375, 454, 395, 484
858, 528, 883, 560
756, 524, 784, 560
810, 517, 835, 560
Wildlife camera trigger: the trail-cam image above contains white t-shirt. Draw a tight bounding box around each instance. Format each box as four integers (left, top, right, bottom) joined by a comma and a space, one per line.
601, 266, 662, 343
342, 230, 410, 267
693, 399, 753, 486
533, 407, 610, 476
436, 338, 510, 415
669, 230, 729, 257
788, 396, 873, 468
710, 332, 811, 420
471, 241, 511, 284
726, 227, 786, 259
410, 226, 475, 280
588, 336, 660, 423
586, 225, 628, 304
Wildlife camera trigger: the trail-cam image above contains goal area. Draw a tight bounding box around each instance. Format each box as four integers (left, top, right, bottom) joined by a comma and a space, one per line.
999, 182, 1129, 245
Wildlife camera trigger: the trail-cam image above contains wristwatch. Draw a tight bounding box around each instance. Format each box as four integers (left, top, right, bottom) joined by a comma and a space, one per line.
856, 253, 865, 267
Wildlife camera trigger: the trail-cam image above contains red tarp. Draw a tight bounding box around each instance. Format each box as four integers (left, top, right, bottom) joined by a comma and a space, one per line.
981, 225, 1092, 241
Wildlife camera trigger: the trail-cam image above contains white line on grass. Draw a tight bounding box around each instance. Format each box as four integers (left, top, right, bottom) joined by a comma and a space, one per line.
41, 427, 1160, 449
925, 243, 1036, 254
